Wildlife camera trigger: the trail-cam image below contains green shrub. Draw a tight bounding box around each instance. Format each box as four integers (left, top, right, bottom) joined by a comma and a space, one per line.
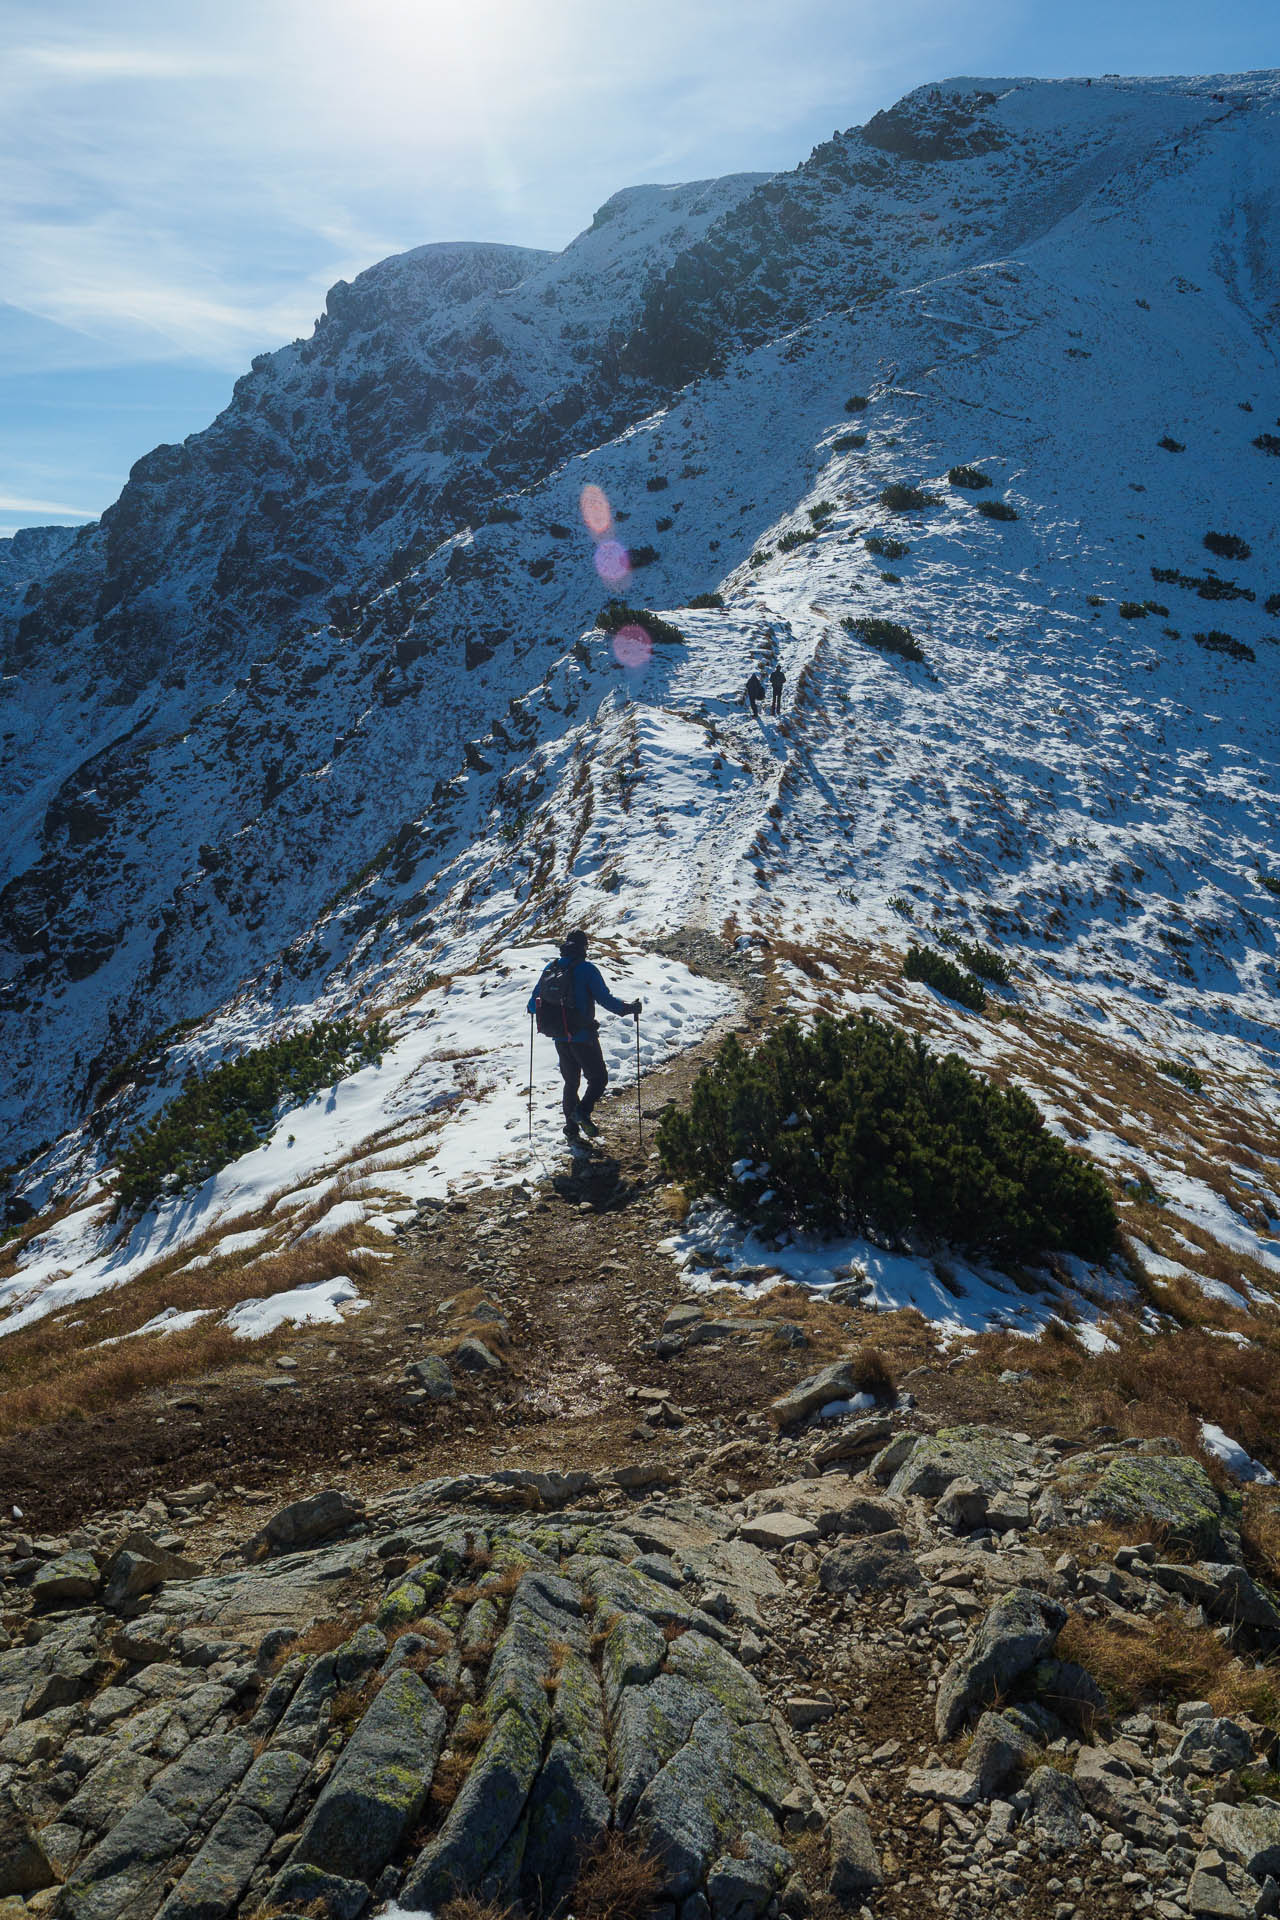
1257, 868, 1280, 898
656, 515, 673, 532
1158, 435, 1185, 452
1087, 595, 1106, 608
879, 482, 938, 512
1118, 602, 1148, 619
948, 465, 992, 489
977, 499, 1019, 521
628, 544, 659, 568
841, 615, 924, 663
596, 601, 684, 645
844, 394, 869, 412
808, 501, 836, 524
1195, 630, 1255, 661
548, 522, 571, 539
687, 592, 724, 609
1150, 564, 1254, 603
749, 550, 771, 568
1204, 531, 1251, 561
645, 475, 669, 491
903, 944, 986, 1010
1143, 600, 1169, 616
1253, 434, 1280, 456
777, 528, 818, 551
865, 534, 909, 559
486, 505, 520, 524
832, 432, 867, 451
936, 932, 1013, 984
656, 1014, 1117, 1261
116, 1019, 390, 1210
1266, 594, 1280, 617
1158, 1059, 1205, 1096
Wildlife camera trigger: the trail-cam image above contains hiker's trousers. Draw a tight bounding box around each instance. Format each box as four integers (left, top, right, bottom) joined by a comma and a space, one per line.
554, 1035, 609, 1123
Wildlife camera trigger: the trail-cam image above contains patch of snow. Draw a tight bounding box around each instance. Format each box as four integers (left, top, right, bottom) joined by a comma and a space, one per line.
1200, 1422, 1276, 1485
223, 1276, 368, 1340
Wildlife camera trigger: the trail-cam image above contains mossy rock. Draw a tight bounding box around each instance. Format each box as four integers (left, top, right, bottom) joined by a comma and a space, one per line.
1081, 1453, 1237, 1559
887, 1425, 1038, 1501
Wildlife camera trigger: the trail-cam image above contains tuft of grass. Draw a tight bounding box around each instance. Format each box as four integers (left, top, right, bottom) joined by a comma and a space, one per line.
572, 1829, 663, 1920
1057, 1612, 1277, 1723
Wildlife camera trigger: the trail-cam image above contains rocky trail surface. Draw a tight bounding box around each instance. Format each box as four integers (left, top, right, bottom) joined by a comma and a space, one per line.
3, 1076, 1280, 1920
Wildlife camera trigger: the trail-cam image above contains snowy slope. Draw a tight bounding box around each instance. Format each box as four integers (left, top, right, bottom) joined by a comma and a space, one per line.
2, 72, 1279, 1347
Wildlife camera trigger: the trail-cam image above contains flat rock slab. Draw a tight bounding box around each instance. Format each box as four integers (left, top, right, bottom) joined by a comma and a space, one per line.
737, 1512, 819, 1550
888, 1426, 1040, 1502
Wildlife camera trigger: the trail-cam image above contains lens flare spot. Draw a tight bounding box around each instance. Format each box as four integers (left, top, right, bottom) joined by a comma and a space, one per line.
613, 623, 652, 669
594, 539, 631, 585
580, 483, 612, 537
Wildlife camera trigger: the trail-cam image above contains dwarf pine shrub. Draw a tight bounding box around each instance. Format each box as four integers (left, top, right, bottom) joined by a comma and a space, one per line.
832, 432, 867, 451
808, 501, 837, 524
777, 529, 818, 551
977, 499, 1019, 521
903, 945, 987, 1010
844, 394, 869, 412
1195, 630, 1255, 661
645, 474, 670, 491
1118, 602, 1148, 619
1158, 1059, 1205, 1096
116, 1019, 391, 1210
1158, 435, 1185, 452
879, 482, 938, 512
841, 615, 924, 663
1267, 594, 1280, 617
628, 544, 659, 568
657, 1014, 1117, 1261
687, 592, 725, 609
596, 602, 684, 645
1253, 433, 1280, 456
936, 932, 1013, 984
865, 534, 909, 559
948, 465, 992, 489
1204, 531, 1251, 562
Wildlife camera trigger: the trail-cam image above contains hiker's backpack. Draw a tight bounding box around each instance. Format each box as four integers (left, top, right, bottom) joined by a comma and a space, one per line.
534, 959, 578, 1037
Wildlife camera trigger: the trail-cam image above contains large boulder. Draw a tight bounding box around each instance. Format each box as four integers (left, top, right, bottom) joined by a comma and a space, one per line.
1203, 1801, 1280, 1880
888, 1426, 1038, 1502
249, 1489, 365, 1560
769, 1361, 865, 1429
819, 1538, 921, 1598
31, 1551, 100, 1609
1078, 1453, 1234, 1560
935, 1587, 1067, 1739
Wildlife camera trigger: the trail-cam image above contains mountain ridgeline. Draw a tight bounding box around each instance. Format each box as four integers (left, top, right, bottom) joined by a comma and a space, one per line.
2, 70, 1280, 1173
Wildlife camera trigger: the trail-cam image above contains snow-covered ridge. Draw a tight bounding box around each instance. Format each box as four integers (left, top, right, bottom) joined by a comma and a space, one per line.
2, 67, 1279, 1251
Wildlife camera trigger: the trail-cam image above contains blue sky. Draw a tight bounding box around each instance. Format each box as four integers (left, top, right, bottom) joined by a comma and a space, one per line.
2, 0, 1276, 538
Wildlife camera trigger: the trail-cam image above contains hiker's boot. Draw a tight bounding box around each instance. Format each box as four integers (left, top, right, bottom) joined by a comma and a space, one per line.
576, 1109, 600, 1138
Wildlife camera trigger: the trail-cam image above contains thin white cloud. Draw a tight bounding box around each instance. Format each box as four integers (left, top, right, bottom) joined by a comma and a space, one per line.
15, 41, 238, 80
0, 491, 97, 517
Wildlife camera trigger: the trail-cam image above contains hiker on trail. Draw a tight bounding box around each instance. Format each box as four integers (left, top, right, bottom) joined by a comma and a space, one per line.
745, 671, 766, 718
769, 664, 785, 715
529, 930, 641, 1143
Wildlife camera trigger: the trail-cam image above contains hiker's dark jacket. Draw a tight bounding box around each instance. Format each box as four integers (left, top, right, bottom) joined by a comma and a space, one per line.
528, 959, 630, 1043
746, 675, 766, 700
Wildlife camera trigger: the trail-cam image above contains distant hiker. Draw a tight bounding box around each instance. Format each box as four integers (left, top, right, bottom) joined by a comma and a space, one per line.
745, 671, 766, 718
529, 930, 641, 1142
769, 664, 785, 715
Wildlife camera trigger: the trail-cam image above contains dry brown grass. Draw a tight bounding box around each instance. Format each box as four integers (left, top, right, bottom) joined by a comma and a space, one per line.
430, 1710, 492, 1809
571, 1829, 663, 1920
438, 1898, 515, 1920
975, 1313, 1280, 1475
0, 1219, 389, 1438
1058, 1610, 1278, 1723
278, 1615, 362, 1668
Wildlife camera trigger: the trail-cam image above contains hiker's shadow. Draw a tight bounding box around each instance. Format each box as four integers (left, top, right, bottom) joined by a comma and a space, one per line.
550, 1150, 641, 1212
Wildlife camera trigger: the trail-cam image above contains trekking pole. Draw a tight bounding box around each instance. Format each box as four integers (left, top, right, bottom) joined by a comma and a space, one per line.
634, 1011, 643, 1153
527, 1015, 534, 1143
